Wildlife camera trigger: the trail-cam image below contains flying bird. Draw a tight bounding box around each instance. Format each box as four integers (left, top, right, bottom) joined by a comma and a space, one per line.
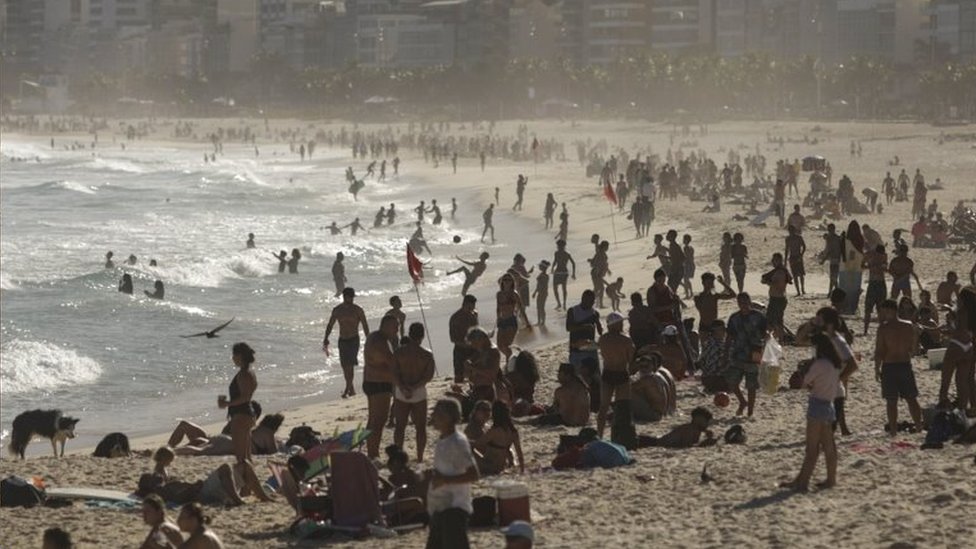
181, 318, 235, 339
700, 464, 714, 484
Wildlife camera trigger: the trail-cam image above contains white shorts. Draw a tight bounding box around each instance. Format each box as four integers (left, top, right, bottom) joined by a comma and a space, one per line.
395, 385, 427, 404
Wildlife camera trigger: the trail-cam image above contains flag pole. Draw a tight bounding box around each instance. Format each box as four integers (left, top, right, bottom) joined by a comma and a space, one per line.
411, 281, 438, 374
407, 242, 438, 374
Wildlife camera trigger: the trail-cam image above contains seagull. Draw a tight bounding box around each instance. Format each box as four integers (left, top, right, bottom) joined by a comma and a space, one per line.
700, 464, 714, 484
181, 318, 235, 339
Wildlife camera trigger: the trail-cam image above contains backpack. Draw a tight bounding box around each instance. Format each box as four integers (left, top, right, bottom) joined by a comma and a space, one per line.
0, 476, 45, 508
286, 425, 322, 450
580, 440, 634, 469
923, 410, 967, 449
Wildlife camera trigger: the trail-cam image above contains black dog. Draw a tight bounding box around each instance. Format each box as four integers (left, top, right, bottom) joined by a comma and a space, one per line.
92, 432, 130, 458
8, 409, 80, 459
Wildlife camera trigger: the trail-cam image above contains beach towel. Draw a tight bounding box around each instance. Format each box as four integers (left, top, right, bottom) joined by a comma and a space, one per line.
580, 440, 634, 469
329, 452, 383, 529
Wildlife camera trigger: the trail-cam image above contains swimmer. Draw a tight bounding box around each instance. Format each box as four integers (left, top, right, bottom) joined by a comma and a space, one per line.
128, 254, 138, 266
273, 250, 288, 273
343, 218, 364, 236
105, 251, 115, 269
327, 222, 342, 235
246, 233, 255, 248
145, 280, 165, 300
118, 273, 134, 295
481, 204, 495, 244
287, 249, 301, 274
332, 252, 347, 297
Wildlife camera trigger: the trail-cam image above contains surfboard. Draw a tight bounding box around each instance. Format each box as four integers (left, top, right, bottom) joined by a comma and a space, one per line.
46, 487, 139, 502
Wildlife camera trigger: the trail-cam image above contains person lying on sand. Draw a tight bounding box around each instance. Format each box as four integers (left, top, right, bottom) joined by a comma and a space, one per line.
167, 411, 283, 456
642, 407, 716, 448
137, 447, 273, 505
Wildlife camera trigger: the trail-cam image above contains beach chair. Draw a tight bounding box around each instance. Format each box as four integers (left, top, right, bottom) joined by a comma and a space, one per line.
302, 427, 371, 480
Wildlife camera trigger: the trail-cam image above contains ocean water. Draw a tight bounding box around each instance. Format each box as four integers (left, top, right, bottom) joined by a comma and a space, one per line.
0, 136, 556, 454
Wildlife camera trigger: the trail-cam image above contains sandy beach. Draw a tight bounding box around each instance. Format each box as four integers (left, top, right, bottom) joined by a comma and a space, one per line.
2, 117, 975, 547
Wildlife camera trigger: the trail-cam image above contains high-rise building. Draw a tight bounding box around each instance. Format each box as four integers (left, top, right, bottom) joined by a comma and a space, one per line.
217, 0, 258, 72
584, 0, 653, 63
649, 0, 705, 53
925, 0, 976, 62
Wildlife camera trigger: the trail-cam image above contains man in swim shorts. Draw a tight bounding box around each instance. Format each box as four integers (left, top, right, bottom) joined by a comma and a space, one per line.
874, 300, 923, 435
551, 239, 576, 311
393, 322, 436, 462
323, 287, 370, 398
725, 293, 768, 417
785, 224, 806, 295
449, 295, 479, 382
863, 244, 888, 335
597, 312, 635, 438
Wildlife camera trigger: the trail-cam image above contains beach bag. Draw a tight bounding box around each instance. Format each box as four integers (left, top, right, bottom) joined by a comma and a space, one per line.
759, 338, 784, 395
922, 410, 967, 449
724, 425, 747, 445
1, 476, 45, 508
580, 440, 634, 469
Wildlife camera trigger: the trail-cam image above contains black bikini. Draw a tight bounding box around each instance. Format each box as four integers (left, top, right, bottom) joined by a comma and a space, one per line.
227, 374, 255, 418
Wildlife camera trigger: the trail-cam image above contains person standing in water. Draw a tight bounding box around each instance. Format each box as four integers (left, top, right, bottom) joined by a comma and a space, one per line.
448, 252, 490, 296
274, 250, 288, 273
513, 175, 527, 211
543, 193, 557, 229
287, 249, 301, 274
386, 203, 397, 226
344, 218, 364, 236
374, 207, 386, 228
323, 287, 370, 399
429, 199, 443, 225
533, 261, 551, 326
332, 252, 347, 297
481, 204, 495, 244
145, 280, 165, 299
118, 274, 133, 295
246, 233, 256, 249
451, 198, 458, 220
105, 251, 115, 269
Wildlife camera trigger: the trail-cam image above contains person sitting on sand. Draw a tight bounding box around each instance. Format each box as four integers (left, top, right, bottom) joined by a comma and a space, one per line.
177, 503, 225, 548
145, 280, 165, 299
472, 401, 525, 475
651, 325, 688, 380
167, 411, 284, 456
506, 350, 540, 404
141, 494, 183, 549
630, 352, 673, 422
781, 333, 841, 492
936, 271, 961, 307
698, 320, 730, 393
537, 363, 590, 427
448, 252, 490, 296
43, 527, 74, 549
642, 407, 715, 448
464, 400, 492, 441
383, 445, 430, 511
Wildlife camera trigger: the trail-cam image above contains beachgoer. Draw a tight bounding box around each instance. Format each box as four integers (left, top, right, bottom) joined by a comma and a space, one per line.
449, 295, 479, 383
781, 333, 841, 492
875, 299, 924, 434
643, 407, 715, 448
725, 292, 768, 417
481, 204, 495, 244
246, 233, 255, 249
287, 249, 301, 274
217, 343, 258, 464
513, 174, 527, 211
822, 224, 842, 295
145, 280, 165, 299
448, 252, 490, 296
533, 261, 550, 325
105, 251, 115, 269
363, 315, 399, 458
785, 224, 807, 295
551, 239, 576, 311
761, 253, 792, 340
682, 234, 696, 299
323, 287, 370, 398
176, 503, 225, 548
464, 327, 502, 403
426, 398, 478, 549
464, 400, 492, 441
119, 274, 134, 295
888, 244, 921, 301
731, 233, 748, 293
332, 252, 347, 297
472, 401, 525, 475
694, 272, 735, 333
393, 322, 436, 462
718, 232, 732, 283
538, 363, 590, 426
863, 244, 889, 335
597, 312, 635, 438
386, 295, 406, 338
140, 494, 183, 549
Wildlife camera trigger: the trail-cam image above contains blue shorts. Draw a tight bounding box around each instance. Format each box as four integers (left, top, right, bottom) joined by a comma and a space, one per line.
807, 396, 836, 422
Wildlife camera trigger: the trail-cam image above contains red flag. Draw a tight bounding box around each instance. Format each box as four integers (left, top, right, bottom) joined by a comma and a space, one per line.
406, 245, 423, 283
603, 181, 617, 206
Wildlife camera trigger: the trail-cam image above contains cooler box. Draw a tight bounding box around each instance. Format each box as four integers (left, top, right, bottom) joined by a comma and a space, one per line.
494, 480, 530, 526
927, 348, 947, 370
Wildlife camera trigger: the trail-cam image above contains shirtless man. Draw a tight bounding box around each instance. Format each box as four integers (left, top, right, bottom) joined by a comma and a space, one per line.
936, 271, 960, 307
718, 232, 733, 283
481, 204, 496, 244
588, 240, 611, 308
785, 224, 807, 295
449, 295, 479, 383
331, 252, 347, 297
465, 327, 502, 403
862, 244, 889, 335
786, 205, 805, 234
363, 315, 399, 458
666, 230, 685, 293
448, 252, 490, 295
323, 287, 370, 398
874, 299, 923, 435
597, 313, 635, 438
392, 322, 436, 462
140, 494, 183, 548
546, 363, 590, 427
761, 253, 792, 340
551, 239, 577, 311
888, 244, 921, 301
646, 234, 671, 273
496, 274, 529, 359
730, 233, 748, 293
694, 273, 735, 332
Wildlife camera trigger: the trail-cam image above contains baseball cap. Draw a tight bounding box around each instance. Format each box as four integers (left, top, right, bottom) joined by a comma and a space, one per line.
501, 521, 534, 541
606, 312, 624, 325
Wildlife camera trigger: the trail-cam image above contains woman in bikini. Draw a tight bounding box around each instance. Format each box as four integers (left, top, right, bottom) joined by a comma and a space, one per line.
473, 401, 525, 476
176, 503, 224, 548
218, 343, 258, 464
496, 274, 528, 360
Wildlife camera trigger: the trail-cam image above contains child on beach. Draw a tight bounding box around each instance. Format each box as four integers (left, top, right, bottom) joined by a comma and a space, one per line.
604, 277, 625, 312
781, 333, 841, 492
533, 261, 550, 325
427, 399, 479, 549
642, 407, 715, 448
